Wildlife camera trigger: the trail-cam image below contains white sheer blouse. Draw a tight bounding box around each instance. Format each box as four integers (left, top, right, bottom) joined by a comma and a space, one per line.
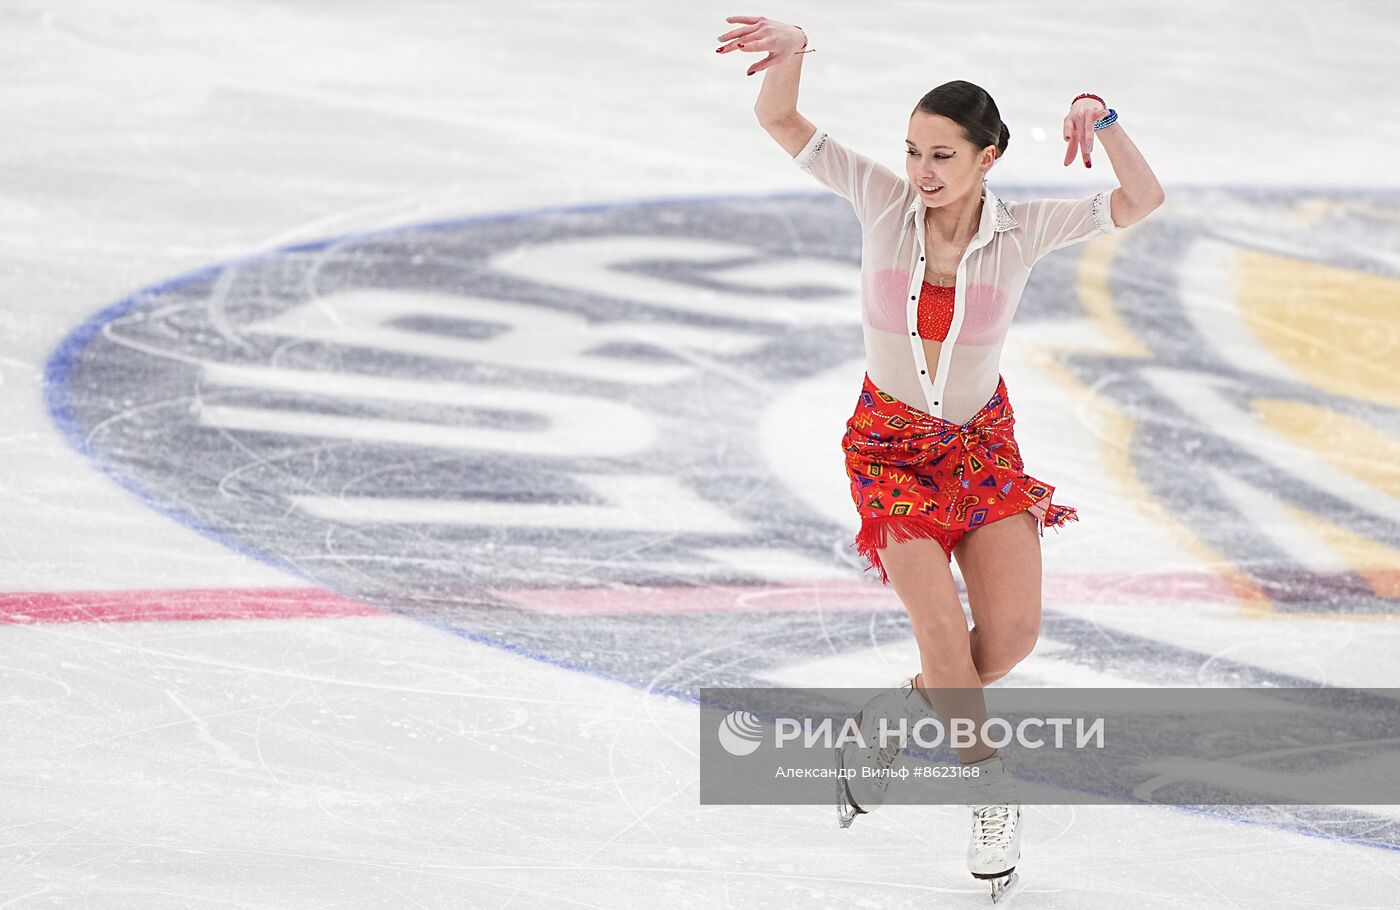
793, 125, 1122, 425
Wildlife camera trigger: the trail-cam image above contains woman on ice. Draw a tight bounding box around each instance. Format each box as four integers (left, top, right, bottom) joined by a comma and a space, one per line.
717, 14, 1165, 903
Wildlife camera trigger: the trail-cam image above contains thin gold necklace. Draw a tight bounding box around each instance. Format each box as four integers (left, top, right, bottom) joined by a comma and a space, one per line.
924, 191, 983, 285
925, 217, 975, 286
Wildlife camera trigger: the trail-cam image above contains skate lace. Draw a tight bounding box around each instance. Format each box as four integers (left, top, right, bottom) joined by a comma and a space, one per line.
856, 708, 904, 792
870, 741, 900, 792
973, 805, 1013, 847
877, 682, 923, 772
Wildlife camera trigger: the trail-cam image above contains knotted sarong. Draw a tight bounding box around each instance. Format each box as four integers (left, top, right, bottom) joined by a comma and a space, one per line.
842, 372, 1077, 585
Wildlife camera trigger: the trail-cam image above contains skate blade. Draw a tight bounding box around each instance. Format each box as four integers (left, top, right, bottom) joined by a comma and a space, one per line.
984, 870, 1018, 904
833, 745, 866, 829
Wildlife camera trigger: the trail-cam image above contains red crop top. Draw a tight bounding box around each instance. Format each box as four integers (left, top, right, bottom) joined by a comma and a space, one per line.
918, 281, 955, 342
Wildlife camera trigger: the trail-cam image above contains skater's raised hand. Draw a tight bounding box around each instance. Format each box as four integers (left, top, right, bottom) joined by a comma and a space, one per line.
1062, 96, 1108, 168
715, 15, 806, 76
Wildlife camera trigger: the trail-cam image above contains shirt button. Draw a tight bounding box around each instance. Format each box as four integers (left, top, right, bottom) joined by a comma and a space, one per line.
911, 331, 916, 336
920, 370, 926, 375
919, 256, 925, 261
910, 295, 916, 300
934, 400, 940, 405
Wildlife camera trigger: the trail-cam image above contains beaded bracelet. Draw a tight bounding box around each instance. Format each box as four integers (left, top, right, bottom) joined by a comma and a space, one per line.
1073, 92, 1105, 108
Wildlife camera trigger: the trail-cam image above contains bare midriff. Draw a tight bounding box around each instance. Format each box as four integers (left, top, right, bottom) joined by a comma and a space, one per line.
920, 339, 944, 382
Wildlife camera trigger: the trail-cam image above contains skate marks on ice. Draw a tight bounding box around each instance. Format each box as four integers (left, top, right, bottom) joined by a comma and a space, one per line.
42, 189, 1400, 849
43, 193, 1399, 627
46, 188, 1398, 617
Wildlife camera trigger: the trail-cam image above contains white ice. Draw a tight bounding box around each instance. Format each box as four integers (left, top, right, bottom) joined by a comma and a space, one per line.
2, 2, 1399, 907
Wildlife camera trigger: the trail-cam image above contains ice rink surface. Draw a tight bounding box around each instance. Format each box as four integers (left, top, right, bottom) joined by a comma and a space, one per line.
3, 1, 1400, 906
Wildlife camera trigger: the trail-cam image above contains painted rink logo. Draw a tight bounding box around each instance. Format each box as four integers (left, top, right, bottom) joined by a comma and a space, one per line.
44, 189, 1400, 695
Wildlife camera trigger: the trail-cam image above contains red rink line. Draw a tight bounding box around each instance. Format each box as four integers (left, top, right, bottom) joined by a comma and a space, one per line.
0, 587, 383, 625
496, 572, 1244, 615
0, 571, 1245, 626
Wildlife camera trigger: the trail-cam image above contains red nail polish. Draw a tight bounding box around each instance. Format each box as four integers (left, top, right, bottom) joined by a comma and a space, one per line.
1087, 161, 1093, 168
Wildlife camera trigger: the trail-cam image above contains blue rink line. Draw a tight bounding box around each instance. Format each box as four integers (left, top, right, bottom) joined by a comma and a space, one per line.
42, 188, 1400, 856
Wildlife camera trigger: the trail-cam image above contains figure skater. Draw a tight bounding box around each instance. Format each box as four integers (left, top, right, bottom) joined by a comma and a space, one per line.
717, 14, 1165, 903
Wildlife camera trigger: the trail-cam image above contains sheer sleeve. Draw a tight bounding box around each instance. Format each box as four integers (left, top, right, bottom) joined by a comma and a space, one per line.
1020, 191, 1120, 261
793, 127, 910, 231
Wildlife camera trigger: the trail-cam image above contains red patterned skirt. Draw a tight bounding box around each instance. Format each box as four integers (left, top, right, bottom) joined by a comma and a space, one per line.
842, 372, 1078, 585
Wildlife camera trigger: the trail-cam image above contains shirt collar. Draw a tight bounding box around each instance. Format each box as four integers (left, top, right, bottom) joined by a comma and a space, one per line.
904, 183, 1020, 237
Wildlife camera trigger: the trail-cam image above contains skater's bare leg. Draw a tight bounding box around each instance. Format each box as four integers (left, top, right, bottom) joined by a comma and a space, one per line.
877, 536, 996, 764
954, 510, 1042, 686
931, 515, 1034, 902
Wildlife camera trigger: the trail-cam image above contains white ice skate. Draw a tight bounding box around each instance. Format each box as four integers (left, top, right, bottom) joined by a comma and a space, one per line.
835, 676, 938, 828
962, 752, 1023, 904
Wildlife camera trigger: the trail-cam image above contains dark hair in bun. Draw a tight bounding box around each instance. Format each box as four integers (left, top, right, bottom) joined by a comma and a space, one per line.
912, 80, 1009, 159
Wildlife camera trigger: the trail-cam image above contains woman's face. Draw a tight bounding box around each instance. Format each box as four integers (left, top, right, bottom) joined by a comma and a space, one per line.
905, 111, 996, 208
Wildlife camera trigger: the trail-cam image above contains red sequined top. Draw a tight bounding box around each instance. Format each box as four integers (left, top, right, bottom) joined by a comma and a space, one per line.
918, 281, 955, 342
